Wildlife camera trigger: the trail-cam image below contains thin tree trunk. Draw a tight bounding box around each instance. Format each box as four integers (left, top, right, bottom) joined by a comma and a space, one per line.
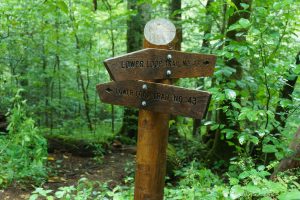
169, 0, 182, 136
102, 0, 116, 133
69, 2, 93, 131
272, 52, 299, 132
207, 0, 253, 163
170, 0, 182, 50
118, 0, 151, 138
271, 127, 300, 179
193, 0, 214, 136
93, 0, 97, 11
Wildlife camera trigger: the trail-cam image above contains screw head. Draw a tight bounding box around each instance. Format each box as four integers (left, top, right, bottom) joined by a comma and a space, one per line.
167, 54, 172, 60
142, 84, 148, 90
166, 70, 172, 76
141, 101, 147, 106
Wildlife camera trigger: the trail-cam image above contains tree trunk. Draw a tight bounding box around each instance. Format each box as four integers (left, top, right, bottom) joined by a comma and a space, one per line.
169, 0, 182, 136
271, 127, 300, 179
170, 0, 182, 50
0, 113, 8, 134
193, 0, 215, 136
93, 0, 97, 11
272, 51, 299, 133
69, 3, 93, 131
118, 0, 151, 138
207, 0, 253, 164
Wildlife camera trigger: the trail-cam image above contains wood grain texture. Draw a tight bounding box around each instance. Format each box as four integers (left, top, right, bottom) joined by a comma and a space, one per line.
97, 80, 211, 119
104, 48, 216, 81
134, 20, 174, 200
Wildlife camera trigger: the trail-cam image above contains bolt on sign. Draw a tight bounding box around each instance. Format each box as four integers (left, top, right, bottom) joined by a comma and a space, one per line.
97, 80, 211, 119
104, 48, 216, 81
98, 48, 216, 118
96, 18, 216, 200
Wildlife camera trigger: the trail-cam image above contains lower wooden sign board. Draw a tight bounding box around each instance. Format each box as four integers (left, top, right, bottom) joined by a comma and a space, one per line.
97, 80, 211, 119
104, 48, 216, 81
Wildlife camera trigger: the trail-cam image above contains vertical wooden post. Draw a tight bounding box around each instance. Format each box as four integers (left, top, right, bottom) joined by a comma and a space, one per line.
134, 19, 177, 200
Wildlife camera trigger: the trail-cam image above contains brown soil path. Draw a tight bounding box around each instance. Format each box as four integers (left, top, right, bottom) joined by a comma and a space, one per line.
0, 147, 135, 200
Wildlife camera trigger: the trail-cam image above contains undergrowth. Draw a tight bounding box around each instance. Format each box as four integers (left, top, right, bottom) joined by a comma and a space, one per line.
30, 158, 300, 200
0, 92, 48, 188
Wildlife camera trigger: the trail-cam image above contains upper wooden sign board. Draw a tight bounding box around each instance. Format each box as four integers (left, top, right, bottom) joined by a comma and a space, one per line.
104, 48, 216, 81
97, 80, 211, 119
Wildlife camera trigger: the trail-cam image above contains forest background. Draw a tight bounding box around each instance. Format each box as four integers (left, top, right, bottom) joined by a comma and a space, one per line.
0, 0, 300, 199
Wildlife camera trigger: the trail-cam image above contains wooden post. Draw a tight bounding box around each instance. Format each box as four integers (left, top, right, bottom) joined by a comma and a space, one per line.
134, 19, 177, 200
97, 17, 215, 200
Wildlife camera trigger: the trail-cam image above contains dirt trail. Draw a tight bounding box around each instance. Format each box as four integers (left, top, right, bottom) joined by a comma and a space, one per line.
0, 147, 135, 200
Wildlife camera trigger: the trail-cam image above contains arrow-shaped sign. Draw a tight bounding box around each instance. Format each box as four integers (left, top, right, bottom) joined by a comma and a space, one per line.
97, 80, 211, 119
104, 48, 216, 81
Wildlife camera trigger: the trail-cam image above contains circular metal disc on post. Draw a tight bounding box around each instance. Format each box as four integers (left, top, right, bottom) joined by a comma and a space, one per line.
134, 18, 176, 200
144, 18, 176, 45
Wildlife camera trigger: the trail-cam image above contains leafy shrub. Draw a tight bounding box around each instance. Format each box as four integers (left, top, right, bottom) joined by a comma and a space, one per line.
30, 159, 300, 200
165, 161, 226, 200
0, 92, 48, 188
226, 157, 300, 199
30, 178, 134, 200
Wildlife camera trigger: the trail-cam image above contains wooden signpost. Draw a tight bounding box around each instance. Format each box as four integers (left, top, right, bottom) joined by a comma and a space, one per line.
96, 18, 216, 200
104, 48, 216, 81
97, 80, 211, 119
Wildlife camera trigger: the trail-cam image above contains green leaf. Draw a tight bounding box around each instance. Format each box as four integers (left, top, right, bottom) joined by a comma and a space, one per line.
225, 89, 236, 100
239, 18, 251, 29
210, 124, 219, 131
257, 165, 265, 171
229, 177, 239, 185
278, 190, 300, 200
238, 135, 246, 145
261, 197, 273, 200
262, 144, 277, 153
222, 129, 236, 139
204, 121, 213, 126
55, 190, 65, 198
244, 184, 261, 194
47, 196, 54, 200
29, 194, 38, 200
230, 185, 244, 199
57, 0, 68, 14
226, 0, 238, 10
246, 110, 258, 121
249, 136, 259, 145
240, 3, 249, 9
239, 171, 250, 179
231, 102, 241, 109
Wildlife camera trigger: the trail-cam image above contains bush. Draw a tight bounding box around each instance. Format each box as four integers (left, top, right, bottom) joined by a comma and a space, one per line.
0, 92, 48, 188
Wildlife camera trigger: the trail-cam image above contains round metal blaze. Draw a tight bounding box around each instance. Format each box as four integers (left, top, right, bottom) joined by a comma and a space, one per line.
142, 84, 148, 90
166, 70, 172, 76
141, 101, 147, 107
144, 18, 176, 45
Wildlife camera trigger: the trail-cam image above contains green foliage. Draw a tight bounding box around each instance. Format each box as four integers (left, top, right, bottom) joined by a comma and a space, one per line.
1, 0, 300, 197
29, 158, 300, 199
30, 178, 134, 200
165, 161, 226, 200
0, 92, 47, 188
226, 157, 300, 199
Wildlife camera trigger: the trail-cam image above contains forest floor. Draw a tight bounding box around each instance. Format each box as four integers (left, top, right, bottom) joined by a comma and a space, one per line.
0, 146, 135, 200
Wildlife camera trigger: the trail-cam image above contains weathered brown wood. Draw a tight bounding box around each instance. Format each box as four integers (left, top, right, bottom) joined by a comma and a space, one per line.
133, 19, 174, 200
97, 80, 211, 119
104, 48, 216, 81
